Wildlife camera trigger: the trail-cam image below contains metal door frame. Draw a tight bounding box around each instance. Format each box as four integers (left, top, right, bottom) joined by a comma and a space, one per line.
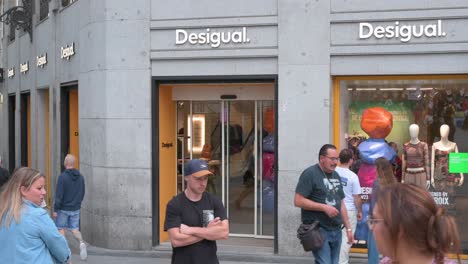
152, 77, 278, 250
176, 99, 272, 238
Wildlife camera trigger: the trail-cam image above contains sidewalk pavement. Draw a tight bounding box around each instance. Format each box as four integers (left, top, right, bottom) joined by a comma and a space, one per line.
69, 242, 370, 264
70, 251, 467, 264
70, 254, 302, 264
66, 234, 466, 264
70, 253, 369, 264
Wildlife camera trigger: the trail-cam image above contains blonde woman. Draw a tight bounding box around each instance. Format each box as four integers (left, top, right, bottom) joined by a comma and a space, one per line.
0, 167, 71, 263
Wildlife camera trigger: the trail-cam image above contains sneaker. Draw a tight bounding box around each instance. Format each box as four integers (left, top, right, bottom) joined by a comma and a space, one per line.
79, 242, 87, 260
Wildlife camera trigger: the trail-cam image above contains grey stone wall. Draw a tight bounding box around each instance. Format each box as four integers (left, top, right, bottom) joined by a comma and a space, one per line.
150, 0, 278, 76
1, 0, 153, 250
277, 0, 332, 256
330, 2, 468, 75
78, 0, 152, 249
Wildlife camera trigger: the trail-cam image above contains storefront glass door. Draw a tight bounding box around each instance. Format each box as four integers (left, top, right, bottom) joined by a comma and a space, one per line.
176, 100, 274, 237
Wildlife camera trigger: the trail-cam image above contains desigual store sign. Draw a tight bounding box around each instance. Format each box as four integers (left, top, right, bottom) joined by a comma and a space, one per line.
358, 20, 446, 42
175, 27, 250, 48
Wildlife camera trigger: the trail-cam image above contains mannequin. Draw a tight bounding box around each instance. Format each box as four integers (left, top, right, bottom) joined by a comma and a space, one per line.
431, 124, 464, 212
401, 124, 430, 189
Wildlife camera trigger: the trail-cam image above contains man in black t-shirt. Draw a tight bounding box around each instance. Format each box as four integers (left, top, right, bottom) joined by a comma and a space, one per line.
164, 159, 229, 264
294, 144, 353, 264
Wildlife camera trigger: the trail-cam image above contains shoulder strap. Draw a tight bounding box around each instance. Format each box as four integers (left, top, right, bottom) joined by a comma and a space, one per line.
325, 176, 339, 194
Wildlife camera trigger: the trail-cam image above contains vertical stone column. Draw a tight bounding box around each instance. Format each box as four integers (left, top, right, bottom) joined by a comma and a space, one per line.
78, 0, 152, 249
277, 0, 331, 255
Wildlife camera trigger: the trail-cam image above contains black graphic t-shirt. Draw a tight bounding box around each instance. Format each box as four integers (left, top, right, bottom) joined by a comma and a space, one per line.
295, 164, 345, 230
164, 192, 227, 264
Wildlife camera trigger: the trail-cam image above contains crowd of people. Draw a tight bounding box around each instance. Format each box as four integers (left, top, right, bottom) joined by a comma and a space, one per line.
294, 144, 461, 264
0, 143, 463, 264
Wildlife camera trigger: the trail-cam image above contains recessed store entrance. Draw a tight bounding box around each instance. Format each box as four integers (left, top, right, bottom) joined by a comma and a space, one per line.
8, 94, 16, 173
61, 85, 80, 169
157, 82, 276, 243
20, 93, 31, 167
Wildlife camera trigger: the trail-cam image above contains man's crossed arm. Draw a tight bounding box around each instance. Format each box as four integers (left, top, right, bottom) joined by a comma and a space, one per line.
168, 217, 229, 248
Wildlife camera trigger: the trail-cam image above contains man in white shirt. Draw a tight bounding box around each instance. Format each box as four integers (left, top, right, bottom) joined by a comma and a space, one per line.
336, 149, 363, 264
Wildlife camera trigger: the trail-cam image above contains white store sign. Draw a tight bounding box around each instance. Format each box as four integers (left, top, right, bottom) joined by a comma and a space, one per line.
7, 67, 14, 78
20, 62, 29, 73
359, 20, 446, 42
175, 27, 250, 48
37, 53, 47, 67
61, 43, 75, 60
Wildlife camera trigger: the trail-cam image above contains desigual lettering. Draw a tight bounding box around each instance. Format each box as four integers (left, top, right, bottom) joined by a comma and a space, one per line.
175, 27, 250, 48
359, 20, 446, 43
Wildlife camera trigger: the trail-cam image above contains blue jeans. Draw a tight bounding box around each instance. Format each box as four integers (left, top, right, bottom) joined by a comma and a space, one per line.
367, 229, 379, 264
56, 209, 81, 230
312, 227, 342, 264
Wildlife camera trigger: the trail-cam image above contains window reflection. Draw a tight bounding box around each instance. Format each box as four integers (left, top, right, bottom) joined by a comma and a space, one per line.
343, 80, 468, 148
339, 77, 468, 253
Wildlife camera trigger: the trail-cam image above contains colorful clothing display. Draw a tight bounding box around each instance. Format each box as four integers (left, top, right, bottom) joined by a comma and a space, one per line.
433, 144, 461, 212
357, 163, 377, 190
391, 155, 402, 182
402, 141, 429, 188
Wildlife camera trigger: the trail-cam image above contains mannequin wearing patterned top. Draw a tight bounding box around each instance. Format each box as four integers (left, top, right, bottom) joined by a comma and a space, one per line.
402, 124, 430, 189
431, 124, 464, 212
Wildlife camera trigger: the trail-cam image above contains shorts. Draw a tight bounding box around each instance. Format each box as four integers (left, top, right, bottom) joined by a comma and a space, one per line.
56, 209, 81, 230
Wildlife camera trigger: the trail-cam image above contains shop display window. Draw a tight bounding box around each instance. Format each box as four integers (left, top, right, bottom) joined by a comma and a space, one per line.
335, 76, 468, 253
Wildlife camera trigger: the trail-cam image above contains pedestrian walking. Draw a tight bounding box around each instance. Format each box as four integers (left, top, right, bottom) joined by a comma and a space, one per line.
54, 154, 87, 260
336, 149, 362, 264
164, 159, 229, 264
0, 167, 71, 263
294, 144, 353, 264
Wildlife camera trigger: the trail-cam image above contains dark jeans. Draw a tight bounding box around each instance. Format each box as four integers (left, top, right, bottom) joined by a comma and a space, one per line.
312, 227, 342, 264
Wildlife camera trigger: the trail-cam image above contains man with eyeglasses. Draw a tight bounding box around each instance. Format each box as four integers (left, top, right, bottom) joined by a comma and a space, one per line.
294, 144, 353, 264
